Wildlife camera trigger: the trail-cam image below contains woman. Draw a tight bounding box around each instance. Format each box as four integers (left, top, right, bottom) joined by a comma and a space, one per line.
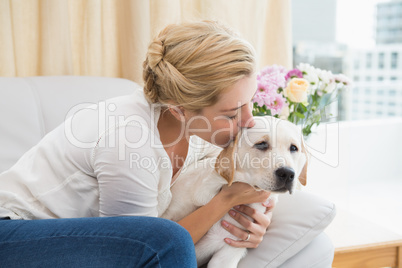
0, 21, 273, 266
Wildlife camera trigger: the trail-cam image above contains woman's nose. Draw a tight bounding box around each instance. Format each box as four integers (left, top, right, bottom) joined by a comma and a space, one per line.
239, 103, 255, 128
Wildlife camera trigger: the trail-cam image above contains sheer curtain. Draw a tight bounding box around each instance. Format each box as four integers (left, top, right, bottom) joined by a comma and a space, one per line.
0, 0, 292, 84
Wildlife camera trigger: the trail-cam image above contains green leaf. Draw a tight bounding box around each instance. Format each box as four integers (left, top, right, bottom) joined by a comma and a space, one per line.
294, 112, 305, 119
303, 128, 312, 137
298, 103, 308, 112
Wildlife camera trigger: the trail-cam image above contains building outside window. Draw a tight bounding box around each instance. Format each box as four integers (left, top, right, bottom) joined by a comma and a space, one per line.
378, 52, 385, 68
366, 53, 372, 68
292, 0, 402, 121
391, 52, 398, 68
343, 0, 402, 121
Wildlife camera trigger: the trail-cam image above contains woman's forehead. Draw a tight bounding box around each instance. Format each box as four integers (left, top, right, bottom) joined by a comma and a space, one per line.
214, 76, 257, 111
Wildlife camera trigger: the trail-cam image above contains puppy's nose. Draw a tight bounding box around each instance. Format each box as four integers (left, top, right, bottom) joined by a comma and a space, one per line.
275, 167, 295, 183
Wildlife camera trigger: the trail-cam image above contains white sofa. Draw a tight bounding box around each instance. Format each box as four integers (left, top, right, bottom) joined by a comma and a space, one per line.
0, 76, 336, 267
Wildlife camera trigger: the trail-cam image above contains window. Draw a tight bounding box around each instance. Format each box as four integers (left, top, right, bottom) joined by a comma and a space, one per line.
354, 88, 360, 95
354, 59, 360, 69
391, 52, 398, 69
389, 90, 396, 96
366, 53, 372, 68
378, 52, 385, 69
290, 1, 399, 122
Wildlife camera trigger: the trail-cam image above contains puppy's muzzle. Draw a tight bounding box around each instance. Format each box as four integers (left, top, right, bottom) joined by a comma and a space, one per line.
275, 167, 295, 194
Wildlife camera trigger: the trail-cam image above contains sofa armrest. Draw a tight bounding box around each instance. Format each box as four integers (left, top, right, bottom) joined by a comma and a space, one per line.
239, 191, 336, 267
280, 232, 334, 267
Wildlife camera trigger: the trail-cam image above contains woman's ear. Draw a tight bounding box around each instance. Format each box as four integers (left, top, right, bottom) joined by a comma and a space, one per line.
214, 130, 241, 186
167, 105, 186, 122
298, 136, 308, 186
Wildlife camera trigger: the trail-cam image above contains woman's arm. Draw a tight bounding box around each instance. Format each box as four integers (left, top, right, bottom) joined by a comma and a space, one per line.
177, 182, 270, 244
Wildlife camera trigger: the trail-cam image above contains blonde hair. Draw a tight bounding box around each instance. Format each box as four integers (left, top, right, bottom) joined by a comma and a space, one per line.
143, 20, 256, 113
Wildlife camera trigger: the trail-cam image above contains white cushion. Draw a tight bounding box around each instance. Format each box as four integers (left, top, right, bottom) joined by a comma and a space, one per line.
239, 191, 336, 268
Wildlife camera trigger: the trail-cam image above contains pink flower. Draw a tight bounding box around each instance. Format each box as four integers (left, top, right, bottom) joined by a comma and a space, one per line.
257, 65, 287, 93
258, 64, 288, 79
254, 64, 289, 115
253, 91, 267, 107
253, 91, 286, 116
266, 92, 287, 116
285, 69, 303, 80
253, 91, 272, 107
257, 75, 284, 93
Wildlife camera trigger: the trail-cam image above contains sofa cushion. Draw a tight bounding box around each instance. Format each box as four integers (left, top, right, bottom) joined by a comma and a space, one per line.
24, 76, 139, 133
0, 76, 137, 173
0, 78, 44, 173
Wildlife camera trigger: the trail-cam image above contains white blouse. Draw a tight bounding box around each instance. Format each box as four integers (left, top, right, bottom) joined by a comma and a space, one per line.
0, 88, 217, 220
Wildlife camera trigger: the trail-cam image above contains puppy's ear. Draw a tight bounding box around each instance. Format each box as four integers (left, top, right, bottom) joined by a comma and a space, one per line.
214, 131, 241, 186
299, 136, 308, 186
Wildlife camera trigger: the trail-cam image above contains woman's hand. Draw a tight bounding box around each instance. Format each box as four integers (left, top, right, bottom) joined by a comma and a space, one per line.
177, 182, 270, 244
219, 182, 270, 207
220, 192, 276, 248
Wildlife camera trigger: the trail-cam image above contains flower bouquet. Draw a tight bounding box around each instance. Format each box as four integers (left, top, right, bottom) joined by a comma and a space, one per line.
252, 63, 351, 137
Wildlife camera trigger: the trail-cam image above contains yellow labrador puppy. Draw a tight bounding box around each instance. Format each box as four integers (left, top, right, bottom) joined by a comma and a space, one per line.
161, 116, 308, 267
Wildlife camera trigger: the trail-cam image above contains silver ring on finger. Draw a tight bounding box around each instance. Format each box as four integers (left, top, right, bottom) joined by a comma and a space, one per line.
244, 231, 251, 241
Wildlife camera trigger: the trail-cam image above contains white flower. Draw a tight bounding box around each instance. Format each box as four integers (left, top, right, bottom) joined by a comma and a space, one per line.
303, 71, 319, 84
324, 81, 337, 93
316, 69, 337, 93
316, 69, 334, 85
297, 63, 319, 94
334, 74, 352, 86
297, 63, 314, 73
305, 73, 319, 94
279, 105, 290, 120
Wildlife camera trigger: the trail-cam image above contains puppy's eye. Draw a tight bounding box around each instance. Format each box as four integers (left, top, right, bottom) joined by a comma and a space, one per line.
254, 141, 269, 151
290, 145, 298, 152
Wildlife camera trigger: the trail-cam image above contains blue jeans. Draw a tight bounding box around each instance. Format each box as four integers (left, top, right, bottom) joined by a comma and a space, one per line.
0, 216, 197, 268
